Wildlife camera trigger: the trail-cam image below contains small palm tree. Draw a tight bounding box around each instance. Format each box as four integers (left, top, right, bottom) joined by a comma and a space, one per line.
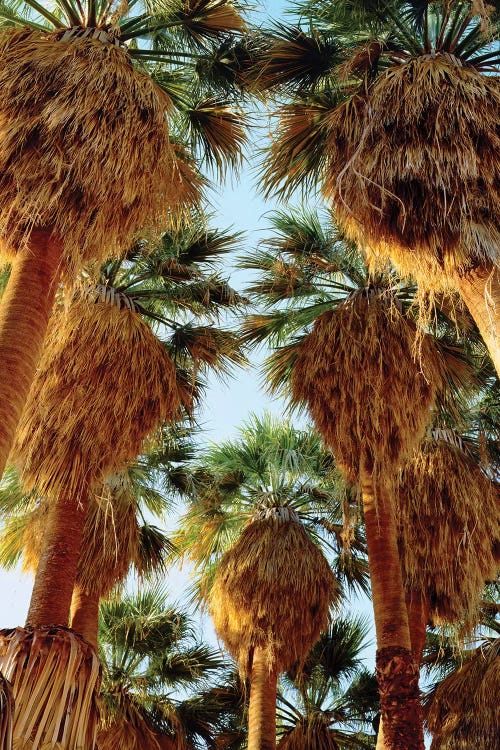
0, 0, 250, 480
240, 208, 473, 750
277, 617, 379, 749
97, 585, 227, 750
255, 0, 500, 375
176, 413, 345, 750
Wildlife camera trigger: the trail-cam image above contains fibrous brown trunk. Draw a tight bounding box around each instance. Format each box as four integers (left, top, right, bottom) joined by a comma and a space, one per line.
456, 263, 500, 378
247, 645, 277, 750
0, 231, 62, 481
27, 488, 90, 627
360, 461, 424, 750
70, 585, 100, 651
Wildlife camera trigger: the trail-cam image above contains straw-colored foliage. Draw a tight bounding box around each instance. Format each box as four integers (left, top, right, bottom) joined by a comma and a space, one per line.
0, 28, 200, 272
98, 698, 175, 750
324, 56, 500, 289
425, 637, 500, 750
20, 475, 155, 598
290, 292, 444, 484
209, 508, 338, 678
278, 714, 340, 750
12, 293, 186, 498
0, 672, 13, 750
396, 438, 500, 628
0, 626, 100, 749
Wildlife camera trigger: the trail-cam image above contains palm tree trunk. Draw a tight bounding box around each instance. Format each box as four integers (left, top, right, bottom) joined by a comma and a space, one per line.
70, 585, 100, 650
360, 460, 424, 750
0, 231, 62, 481
26, 487, 90, 627
247, 645, 277, 750
455, 264, 500, 378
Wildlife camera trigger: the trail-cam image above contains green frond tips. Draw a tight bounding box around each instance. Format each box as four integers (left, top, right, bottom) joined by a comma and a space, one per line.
209, 510, 339, 680
323, 56, 500, 289
0, 627, 100, 750
12, 294, 187, 498
0, 672, 13, 750
397, 438, 500, 630
0, 28, 201, 274
425, 637, 500, 750
289, 292, 446, 486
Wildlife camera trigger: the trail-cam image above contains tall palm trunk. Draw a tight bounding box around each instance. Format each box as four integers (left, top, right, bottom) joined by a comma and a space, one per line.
70, 585, 100, 650
455, 264, 500, 378
0, 231, 62, 481
247, 645, 277, 750
26, 487, 90, 627
360, 459, 424, 750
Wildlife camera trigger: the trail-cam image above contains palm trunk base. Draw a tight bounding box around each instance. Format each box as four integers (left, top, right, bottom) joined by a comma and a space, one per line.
0, 673, 13, 750
0, 627, 100, 750
376, 646, 423, 750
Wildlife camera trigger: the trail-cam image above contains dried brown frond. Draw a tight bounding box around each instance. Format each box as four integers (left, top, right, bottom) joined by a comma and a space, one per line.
324, 57, 500, 290
397, 439, 500, 629
209, 509, 338, 679
0, 672, 13, 750
12, 294, 186, 498
0, 626, 100, 749
188, 100, 246, 172
425, 637, 500, 750
290, 292, 445, 485
0, 28, 201, 273
98, 693, 173, 750
177, 0, 246, 41
278, 714, 340, 750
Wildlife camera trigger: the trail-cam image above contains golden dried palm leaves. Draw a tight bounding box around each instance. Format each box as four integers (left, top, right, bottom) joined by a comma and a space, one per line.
0, 627, 100, 750
396, 437, 500, 629
425, 637, 500, 750
209, 508, 338, 679
0, 28, 201, 272
324, 57, 500, 289
278, 714, 340, 750
0, 672, 13, 750
290, 292, 445, 485
12, 292, 186, 498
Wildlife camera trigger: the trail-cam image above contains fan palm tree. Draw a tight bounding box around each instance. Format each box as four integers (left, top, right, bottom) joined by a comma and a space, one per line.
240, 208, 475, 750
423, 609, 500, 749
276, 617, 379, 749
176, 413, 348, 750
0, 221, 245, 748
255, 0, 500, 375
97, 585, 228, 750
0, 0, 250, 481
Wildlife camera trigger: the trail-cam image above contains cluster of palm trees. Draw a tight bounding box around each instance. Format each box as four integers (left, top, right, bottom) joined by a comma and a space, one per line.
0, 0, 498, 748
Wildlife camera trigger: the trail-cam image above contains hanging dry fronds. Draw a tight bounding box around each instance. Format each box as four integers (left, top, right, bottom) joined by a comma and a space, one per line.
425, 637, 500, 750
290, 292, 445, 485
0, 626, 100, 749
324, 57, 500, 289
278, 714, 340, 750
396, 438, 500, 629
0, 28, 201, 273
0, 673, 13, 750
12, 293, 186, 498
97, 695, 173, 750
209, 507, 338, 679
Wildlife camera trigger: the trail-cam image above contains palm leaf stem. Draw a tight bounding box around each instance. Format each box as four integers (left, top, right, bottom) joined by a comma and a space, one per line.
21, 0, 65, 27
87, 0, 96, 26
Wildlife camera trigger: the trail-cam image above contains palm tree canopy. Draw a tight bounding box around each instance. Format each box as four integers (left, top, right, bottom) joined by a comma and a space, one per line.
0, 0, 250, 269
254, 0, 500, 287
175, 411, 370, 603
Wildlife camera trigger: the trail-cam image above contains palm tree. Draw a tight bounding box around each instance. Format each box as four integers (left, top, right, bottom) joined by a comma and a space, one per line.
97, 585, 228, 750
176, 413, 348, 750
276, 617, 379, 749
0, 0, 249, 481
396, 427, 500, 664
240, 209, 473, 750
255, 0, 500, 375
0, 222, 245, 748
424, 609, 500, 749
